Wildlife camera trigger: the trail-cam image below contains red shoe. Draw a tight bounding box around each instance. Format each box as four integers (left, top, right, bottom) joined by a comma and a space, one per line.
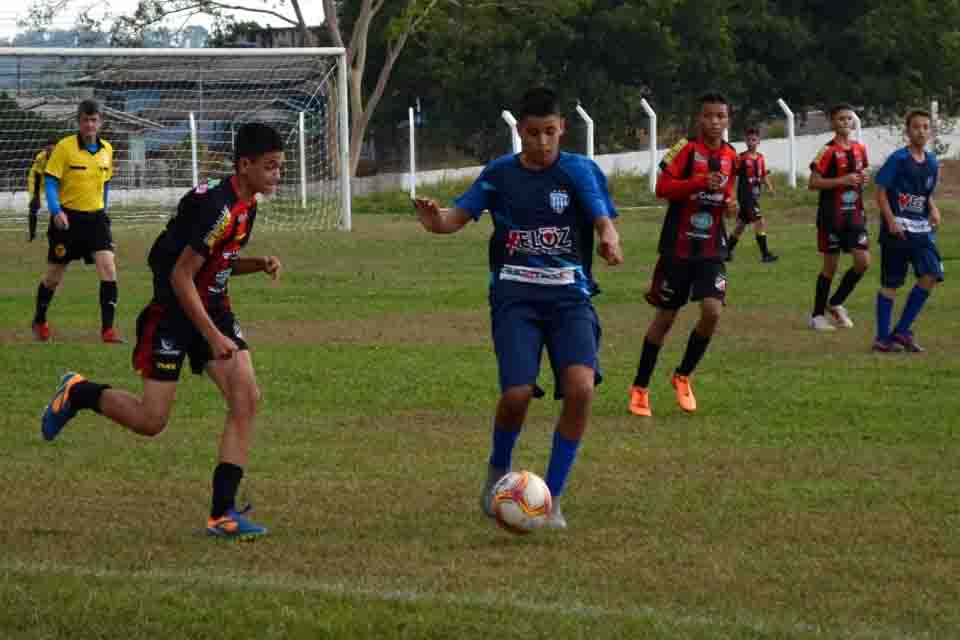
32, 322, 51, 342
101, 327, 126, 344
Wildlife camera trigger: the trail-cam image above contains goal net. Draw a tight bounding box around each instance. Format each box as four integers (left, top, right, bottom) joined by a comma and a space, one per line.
0, 48, 351, 231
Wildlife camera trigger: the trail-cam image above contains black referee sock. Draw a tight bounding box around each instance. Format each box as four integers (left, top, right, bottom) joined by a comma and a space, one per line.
727, 234, 740, 254
34, 283, 55, 324
813, 274, 832, 317
829, 268, 863, 307
756, 233, 770, 257
69, 381, 110, 413
99, 281, 118, 329
633, 338, 662, 388
676, 330, 711, 377
211, 462, 244, 519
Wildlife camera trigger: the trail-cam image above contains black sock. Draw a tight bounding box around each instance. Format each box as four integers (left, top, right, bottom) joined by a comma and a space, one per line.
756, 233, 770, 256
99, 281, 118, 329
633, 338, 662, 388
34, 283, 54, 324
813, 275, 832, 317
829, 268, 863, 307
727, 234, 740, 253
69, 381, 110, 413
211, 462, 244, 519
28, 212, 38, 240
676, 330, 711, 377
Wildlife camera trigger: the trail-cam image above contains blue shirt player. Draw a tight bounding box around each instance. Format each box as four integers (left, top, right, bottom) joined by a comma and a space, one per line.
413, 87, 623, 529
873, 109, 944, 353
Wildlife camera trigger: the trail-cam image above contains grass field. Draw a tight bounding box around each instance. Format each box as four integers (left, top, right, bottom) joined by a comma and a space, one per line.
1, 178, 959, 639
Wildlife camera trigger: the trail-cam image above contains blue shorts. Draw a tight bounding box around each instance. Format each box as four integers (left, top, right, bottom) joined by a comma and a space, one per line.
880, 243, 944, 289
491, 296, 602, 398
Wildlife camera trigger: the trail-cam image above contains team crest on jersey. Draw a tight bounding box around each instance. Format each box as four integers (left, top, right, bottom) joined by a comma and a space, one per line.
54, 244, 66, 257
156, 338, 180, 356
549, 189, 570, 214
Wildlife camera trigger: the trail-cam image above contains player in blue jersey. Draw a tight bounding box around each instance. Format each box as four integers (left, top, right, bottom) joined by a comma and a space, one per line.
413, 87, 624, 530
872, 109, 943, 353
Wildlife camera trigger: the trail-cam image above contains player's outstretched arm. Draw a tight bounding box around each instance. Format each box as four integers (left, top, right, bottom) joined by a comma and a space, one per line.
413, 198, 472, 234
234, 256, 282, 280
594, 216, 623, 266
171, 247, 238, 360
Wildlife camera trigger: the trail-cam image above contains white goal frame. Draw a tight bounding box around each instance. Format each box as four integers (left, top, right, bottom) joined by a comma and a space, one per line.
0, 47, 352, 231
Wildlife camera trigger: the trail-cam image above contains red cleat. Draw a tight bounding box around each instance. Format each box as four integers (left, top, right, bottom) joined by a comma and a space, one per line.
32, 322, 51, 342
101, 327, 126, 344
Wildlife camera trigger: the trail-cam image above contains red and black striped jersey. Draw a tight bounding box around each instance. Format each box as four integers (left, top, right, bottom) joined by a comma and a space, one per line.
737, 151, 767, 204
148, 175, 257, 312
655, 137, 739, 261
810, 139, 869, 229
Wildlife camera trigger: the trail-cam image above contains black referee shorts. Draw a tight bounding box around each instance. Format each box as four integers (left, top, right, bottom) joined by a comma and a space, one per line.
47, 209, 113, 265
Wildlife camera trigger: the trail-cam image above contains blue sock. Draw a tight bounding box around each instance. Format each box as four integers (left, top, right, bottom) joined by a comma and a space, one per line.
489, 425, 521, 470
894, 286, 930, 336
545, 431, 581, 498
876, 292, 894, 340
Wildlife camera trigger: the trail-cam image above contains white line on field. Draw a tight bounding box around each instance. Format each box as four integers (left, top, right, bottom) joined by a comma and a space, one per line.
0, 560, 929, 639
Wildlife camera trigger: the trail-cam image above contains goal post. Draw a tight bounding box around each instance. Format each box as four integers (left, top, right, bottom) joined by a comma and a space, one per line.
0, 47, 351, 231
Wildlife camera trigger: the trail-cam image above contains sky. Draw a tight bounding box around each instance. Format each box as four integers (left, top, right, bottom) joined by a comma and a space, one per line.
0, 0, 326, 42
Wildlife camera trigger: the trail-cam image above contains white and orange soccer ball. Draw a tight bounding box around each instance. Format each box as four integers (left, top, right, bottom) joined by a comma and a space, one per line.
491, 470, 552, 534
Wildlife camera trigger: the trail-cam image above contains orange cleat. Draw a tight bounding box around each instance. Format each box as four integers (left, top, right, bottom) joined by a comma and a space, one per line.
671, 373, 697, 413
101, 327, 126, 344
628, 385, 652, 417
32, 321, 51, 342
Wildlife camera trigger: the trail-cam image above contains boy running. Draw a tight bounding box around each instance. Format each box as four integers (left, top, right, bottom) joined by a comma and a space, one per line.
872, 109, 943, 352
727, 127, 778, 263
40, 122, 284, 540
26, 139, 56, 242
414, 87, 623, 529
629, 93, 739, 417
808, 104, 871, 331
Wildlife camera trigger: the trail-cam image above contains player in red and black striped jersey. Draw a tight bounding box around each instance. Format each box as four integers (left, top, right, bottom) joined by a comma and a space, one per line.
807, 103, 872, 331
39, 123, 285, 540
728, 128, 778, 263
629, 93, 739, 417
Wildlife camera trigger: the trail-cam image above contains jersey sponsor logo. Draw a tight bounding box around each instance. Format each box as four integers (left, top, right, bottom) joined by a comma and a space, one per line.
549, 189, 570, 214
156, 361, 178, 371
204, 207, 232, 248
691, 212, 713, 231
506, 226, 573, 256
499, 265, 577, 286
894, 216, 932, 233
698, 191, 726, 205
211, 267, 234, 294
840, 189, 859, 211
155, 338, 181, 356
897, 193, 927, 215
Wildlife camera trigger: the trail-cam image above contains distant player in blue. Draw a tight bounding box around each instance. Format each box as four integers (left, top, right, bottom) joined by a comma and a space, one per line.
873, 109, 943, 352
413, 87, 624, 529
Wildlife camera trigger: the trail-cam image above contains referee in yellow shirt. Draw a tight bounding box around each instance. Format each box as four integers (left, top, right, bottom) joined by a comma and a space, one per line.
26, 139, 56, 241
32, 99, 123, 343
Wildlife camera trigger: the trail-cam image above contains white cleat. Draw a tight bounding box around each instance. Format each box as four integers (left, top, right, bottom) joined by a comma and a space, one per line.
809, 314, 836, 331
828, 305, 854, 328
545, 501, 567, 529
480, 465, 508, 518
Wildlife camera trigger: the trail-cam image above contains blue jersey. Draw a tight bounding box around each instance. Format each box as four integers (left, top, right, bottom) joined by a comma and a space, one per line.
454, 152, 617, 301
874, 147, 938, 249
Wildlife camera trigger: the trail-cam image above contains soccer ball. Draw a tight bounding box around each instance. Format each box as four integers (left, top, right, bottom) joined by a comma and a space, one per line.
492, 470, 552, 535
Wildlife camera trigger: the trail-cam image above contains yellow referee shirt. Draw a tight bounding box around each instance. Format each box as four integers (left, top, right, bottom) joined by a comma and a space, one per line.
27, 149, 50, 202
44, 135, 113, 213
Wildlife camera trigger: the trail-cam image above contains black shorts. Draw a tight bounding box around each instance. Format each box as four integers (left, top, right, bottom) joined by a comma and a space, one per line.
818, 225, 869, 254
737, 199, 762, 223
133, 302, 248, 381
645, 256, 727, 310
47, 210, 113, 265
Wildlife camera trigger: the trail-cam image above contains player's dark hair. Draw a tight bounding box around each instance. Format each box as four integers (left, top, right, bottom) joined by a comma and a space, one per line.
905, 109, 932, 128
77, 98, 101, 118
698, 92, 730, 111
234, 122, 283, 166
829, 103, 855, 118
518, 87, 560, 121
46, 137, 59, 147
746, 127, 760, 136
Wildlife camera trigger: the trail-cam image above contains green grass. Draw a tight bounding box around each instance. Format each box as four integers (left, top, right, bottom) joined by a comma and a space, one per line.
1, 191, 959, 639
